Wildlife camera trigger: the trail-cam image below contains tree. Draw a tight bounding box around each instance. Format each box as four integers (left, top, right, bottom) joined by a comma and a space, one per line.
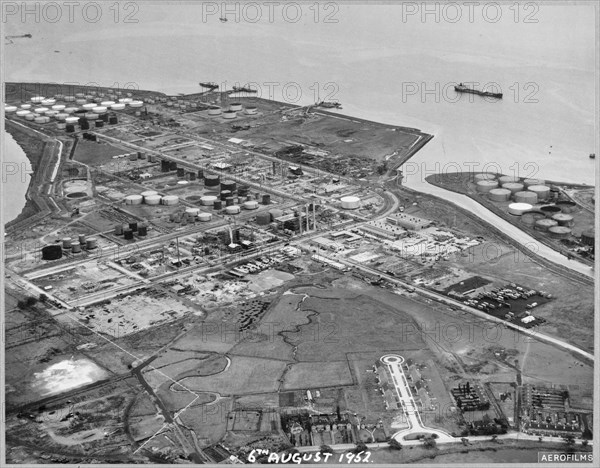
320, 445, 334, 455
422, 437, 437, 450
388, 438, 403, 451
351, 442, 368, 454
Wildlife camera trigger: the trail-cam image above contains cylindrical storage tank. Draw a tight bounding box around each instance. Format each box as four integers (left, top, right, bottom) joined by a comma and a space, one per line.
101, 101, 115, 107
213, 200, 223, 210
41, 98, 56, 106
548, 226, 571, 239
177, 167, 185, 177
256, 212, 271, 225
93, 106, 107, 114
137, 151, 146, 160
223, 110, 236, 119
65, 124, 75, 132
57, 122, 66, 130
86, 238, 98, 249
162, 195, 179, 206
55, 113, 69, 121
245, 106, 258, 115
95, 120, 104, 128
84, 94, 94, 100
200, 195, 217, 206
198, 212, 212, 222
128, 222, 138, 232
118, 98, 133, 104
74, 93, 85, 98
25, 113, 35, 121
204, 174, 220, 187
514, 191, 538, 204
528, 185, 550, 201
220, 190, 232, 201
225, 205, 241, 214
108, 115, 118, 124
269, 209, 284, 220
229, 103, 243, 111
51, 104, 65, 111
129, 100, 143, 108
168, 161, 178, 171
137, 225, 148, 236
551, 213, 574, 227
476, 180, 499, 193
124, 194, 143, 205
474, 173, 496, 182
62, 237, 72, 249
20, 103, 32, 109
186, 207, 200, 216
197, 169, 204, 179
110, 103, 126, 110
540, 205, 561, 218
177, 180, 189, 186
44, 110, 58, 118
16, 110, 30, 117
84, 112, 98, 120
127, 153, 137, 162
71, 243, 82, 253
189, 172, 196, 181
340, 196, 361, 209
207, 106, 222, 115
64, 107, 78, 114
64, 95, 75, 102
262, 194, 271, 205
144, 194, 162, 205
225, 197, 234, 206
65, 116, 79, 124
487, 188, 511, 202
141, 190, 158, 198
238, 185, 249, 197
114, 224, 123, 235
75, 99, 87, 106
580, 230, 595, 246
42, 245, 63, 260
534, 219, 558, 232
34, 107, 49, 114
221, 180, 237, 192
508, 203, 533, 216
524, 178, 545, 188
243, 200, 259, 210
123, 229, 134, 240
556, 200, 578, 213
34, 116, 47, 124
520, 211, 545, 226
82, 103, 96, 110
31, 96, 45, 103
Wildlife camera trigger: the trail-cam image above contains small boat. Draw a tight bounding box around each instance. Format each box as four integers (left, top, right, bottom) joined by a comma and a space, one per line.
589, 153, 595, 159
219, 17, 228, 22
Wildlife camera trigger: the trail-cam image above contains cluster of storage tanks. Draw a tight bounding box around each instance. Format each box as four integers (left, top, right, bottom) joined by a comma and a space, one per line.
3, 92, 151, 130
41, 234, 98, 260
474, 173, 580, 238
114, 221, 149, 239
206, 102, 258, 119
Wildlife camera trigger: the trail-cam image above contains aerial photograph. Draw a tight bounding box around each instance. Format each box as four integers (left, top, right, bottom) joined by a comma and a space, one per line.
1, 1, 597, 466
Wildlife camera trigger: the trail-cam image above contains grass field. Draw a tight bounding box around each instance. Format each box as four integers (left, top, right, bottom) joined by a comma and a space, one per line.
282, 361, 354, 390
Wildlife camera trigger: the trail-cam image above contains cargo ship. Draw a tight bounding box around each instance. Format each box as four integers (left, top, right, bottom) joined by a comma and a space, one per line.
199, 82, 219, 90
455, 83, 502, 99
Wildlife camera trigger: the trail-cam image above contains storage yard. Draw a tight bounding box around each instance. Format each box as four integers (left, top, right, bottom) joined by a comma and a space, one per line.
3, 83, 594, 464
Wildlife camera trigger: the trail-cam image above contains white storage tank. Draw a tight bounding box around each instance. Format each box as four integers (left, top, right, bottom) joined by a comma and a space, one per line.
101, 101, 116, 107
498, 175, 520, 185
64, 107, 79, 114
144, 194, 162, 205
4, 105, 18, 113
197, 212, 212, 222
41, 99, 56, 106
82, 103, 97, 110
162, 195, 179, 206
476, 180, 499, 192
65, 116, 80, 124
208, 106, 222, 115
503, 182, 525, 194
31, 96, 45, 103
141, 190, 158, 199
524, 178, 545, 188
93, 106, 108, 114
225, 205, 241, 214
508, 202, 533, 216
119, 98, 133, 104
243, 200, 259, 210
124, 194, 143, 205
245, 106, 258, 115
34, 107, 49, 114
16, 110, 30, 117
20, 103, 32, 109
25, 114, 35, 121
528, 185, 550, 201
55, 113, 69, 121
474, 173, 496, 182
185, 207, 200, 216
340, 196, 361, 209
129, 101, 143, 108
110, 103, 126, 110
64, 95, 75, 102
488, 188, 511, 202
51, 104, 66, 111
75, 98, 87, 105
222, 110, 236, 119
229, 102, 243, 111
514, 191, 538, 204
84, 112, 99, 120
34, 116, 50, 123
200, 195, 218, 206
